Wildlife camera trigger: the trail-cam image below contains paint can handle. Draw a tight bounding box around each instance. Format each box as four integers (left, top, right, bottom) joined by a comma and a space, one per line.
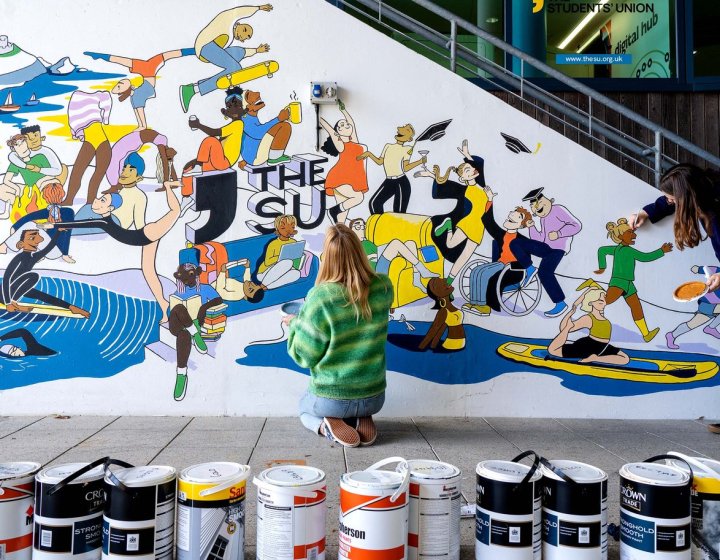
666, 451, 719, 477
539, 457, 579, 485
48, 456, 111, 495
252, 477, 320, 498
199, 468, 252, 497
390, 462, 411, 504
103, 459, 136, 493
511, 450, 541, 489
644, 454, 694, 484
366, 457, 407, 472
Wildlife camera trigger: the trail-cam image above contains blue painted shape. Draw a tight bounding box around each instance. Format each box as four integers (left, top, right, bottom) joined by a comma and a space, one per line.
236, 320, 720, 397
179, 235, 319, 317
0, 276, 159, 389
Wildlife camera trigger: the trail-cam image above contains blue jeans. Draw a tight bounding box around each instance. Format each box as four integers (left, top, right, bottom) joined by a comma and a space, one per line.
299, 390, 385, 434
197, 43, 246, 96
469, 261, 504, 305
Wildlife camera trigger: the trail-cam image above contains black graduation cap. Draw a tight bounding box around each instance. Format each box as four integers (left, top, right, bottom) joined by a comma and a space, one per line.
415, 119, 452, 143
522, 187, 544, 202
501, 132, 532, 154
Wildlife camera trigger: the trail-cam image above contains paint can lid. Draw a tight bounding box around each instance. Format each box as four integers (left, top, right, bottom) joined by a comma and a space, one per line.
476, 460, 542, 483
258, 465, 326, 487
407, 460, 461, 481
180, 462, 250, 485
620, 462, 690, 486
107, 465, 177, 487
342, 469, 405, 489
0, 461, 41, 481
666, 457, 720, 479
541, 460, 607, 483
37, 462, 104, 484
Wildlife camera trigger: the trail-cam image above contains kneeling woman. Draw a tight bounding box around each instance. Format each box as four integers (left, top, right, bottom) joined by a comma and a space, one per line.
548, 282, 629, 365
285, 224, 393, 448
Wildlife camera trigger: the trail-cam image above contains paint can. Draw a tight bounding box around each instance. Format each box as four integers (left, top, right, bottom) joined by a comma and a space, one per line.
540, 459, 608, 560
33, 461, 106, 560
102, 465, 177, 560
665, 452, 720, 560
253, 465, 327, 560
338, 457, 411, 560
475, 451, 543, 560
619, 455, 692, 560
403, 460, 461, 560
0, 462, 41, 560
176, 462, 250, 560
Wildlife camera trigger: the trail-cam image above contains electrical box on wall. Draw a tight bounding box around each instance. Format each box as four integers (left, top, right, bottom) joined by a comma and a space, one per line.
310, 81, 338, 104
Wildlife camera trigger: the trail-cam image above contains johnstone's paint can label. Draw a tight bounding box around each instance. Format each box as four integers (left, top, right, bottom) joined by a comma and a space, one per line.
619, 465, 691, 560
688, 478, 720, 560
255, 466, 327, 560
33, 476, 105, 560
475, 461, 542, 560
0, 463, 40, 560
542, 462, 608, 560
176, 467, 247, 560
102, 470, 176, 560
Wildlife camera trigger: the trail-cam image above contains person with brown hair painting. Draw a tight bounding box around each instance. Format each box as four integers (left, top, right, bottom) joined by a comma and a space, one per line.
596, 218, 673, 342
629, 163, 720, 292
284, 224, 393, 448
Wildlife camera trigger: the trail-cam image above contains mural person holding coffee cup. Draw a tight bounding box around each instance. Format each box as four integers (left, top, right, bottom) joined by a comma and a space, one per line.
239, 88, 295, 166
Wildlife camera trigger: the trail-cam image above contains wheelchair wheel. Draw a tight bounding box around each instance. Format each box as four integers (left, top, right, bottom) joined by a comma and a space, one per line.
458, 257, 490, 301
496, 267, 543, 316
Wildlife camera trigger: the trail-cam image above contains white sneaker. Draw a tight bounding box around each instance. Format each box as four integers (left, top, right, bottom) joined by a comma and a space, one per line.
182, 165, 202, 177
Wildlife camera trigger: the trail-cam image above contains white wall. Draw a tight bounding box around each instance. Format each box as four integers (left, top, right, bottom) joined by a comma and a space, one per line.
0, 0, 717, 417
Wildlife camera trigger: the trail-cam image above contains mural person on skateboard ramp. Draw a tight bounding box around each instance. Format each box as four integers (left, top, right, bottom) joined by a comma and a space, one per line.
180, 3, 276, 112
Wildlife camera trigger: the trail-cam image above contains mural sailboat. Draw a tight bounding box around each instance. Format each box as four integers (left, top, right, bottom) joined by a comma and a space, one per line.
0, 91, 20, 112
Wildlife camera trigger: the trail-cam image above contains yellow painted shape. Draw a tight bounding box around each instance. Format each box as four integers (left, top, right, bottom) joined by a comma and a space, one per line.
0, 302, 86, 319
216, 60, 280, 89
38, 114, 138, 144
497, 342, 719, 384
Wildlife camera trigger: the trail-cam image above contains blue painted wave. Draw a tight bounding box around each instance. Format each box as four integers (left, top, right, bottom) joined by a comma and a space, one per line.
0, 276, 159, 388
236, 321, 720, 397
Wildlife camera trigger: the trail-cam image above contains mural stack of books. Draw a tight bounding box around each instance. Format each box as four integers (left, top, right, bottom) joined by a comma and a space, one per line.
201, 303, 228, 341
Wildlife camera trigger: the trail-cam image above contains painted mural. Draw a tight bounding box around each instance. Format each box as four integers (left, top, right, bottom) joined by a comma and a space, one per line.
0, 0, 718, 416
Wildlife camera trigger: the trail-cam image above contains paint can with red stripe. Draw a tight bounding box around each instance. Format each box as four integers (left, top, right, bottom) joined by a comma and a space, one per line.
339, 457, 411, 560
0, 462, 41, 560
176, 462, 250, 560
33, 461, 106, 560
253, 465, 327, 560
404, 460, 461, 560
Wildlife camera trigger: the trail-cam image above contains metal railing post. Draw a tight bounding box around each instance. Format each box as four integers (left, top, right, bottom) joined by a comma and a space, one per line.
655, 130, 663, 188
520, 59, 524, 99
449, 20, 457, 73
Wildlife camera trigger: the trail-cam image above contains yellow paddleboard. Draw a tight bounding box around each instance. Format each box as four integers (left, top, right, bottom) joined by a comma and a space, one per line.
0, 302, 87, 319
216, 60, 280, 89
497, 342, 719, 383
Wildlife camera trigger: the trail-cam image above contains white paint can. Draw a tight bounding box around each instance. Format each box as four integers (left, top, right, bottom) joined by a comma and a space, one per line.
540, 459, 608, 560
176, 462, 250, 560
339, 457, 411, 560
0, 462, 40, 560
619, 457, 692, 560
101, 466, 177, 560
403, 460, 461, 560
33, 462, 106, 560
475, 454, 543, 560
253, 465, 327, 560
665, 452, 720, 560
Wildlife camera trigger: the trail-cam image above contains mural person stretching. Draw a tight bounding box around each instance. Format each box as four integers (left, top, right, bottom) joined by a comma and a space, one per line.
595, 218, 673, 342
45, 182, 182, 321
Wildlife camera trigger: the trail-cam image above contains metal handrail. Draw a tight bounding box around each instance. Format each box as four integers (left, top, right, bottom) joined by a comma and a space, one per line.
328, 0, 720, 187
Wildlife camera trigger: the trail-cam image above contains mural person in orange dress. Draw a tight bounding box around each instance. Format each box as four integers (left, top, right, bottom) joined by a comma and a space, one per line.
319, 99, 368, 224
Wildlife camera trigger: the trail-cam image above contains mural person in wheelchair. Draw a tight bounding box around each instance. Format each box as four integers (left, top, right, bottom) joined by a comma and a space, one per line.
461, 188, 541, 316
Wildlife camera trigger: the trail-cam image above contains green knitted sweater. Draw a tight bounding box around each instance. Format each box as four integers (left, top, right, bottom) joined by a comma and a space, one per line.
287, 274, 394, 399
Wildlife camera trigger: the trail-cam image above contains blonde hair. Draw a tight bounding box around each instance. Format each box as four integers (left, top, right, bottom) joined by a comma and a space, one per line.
580, 288, 605, 313
606, 217, 631, 244
274, 214, 297, 233
317, 224, 377, 321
